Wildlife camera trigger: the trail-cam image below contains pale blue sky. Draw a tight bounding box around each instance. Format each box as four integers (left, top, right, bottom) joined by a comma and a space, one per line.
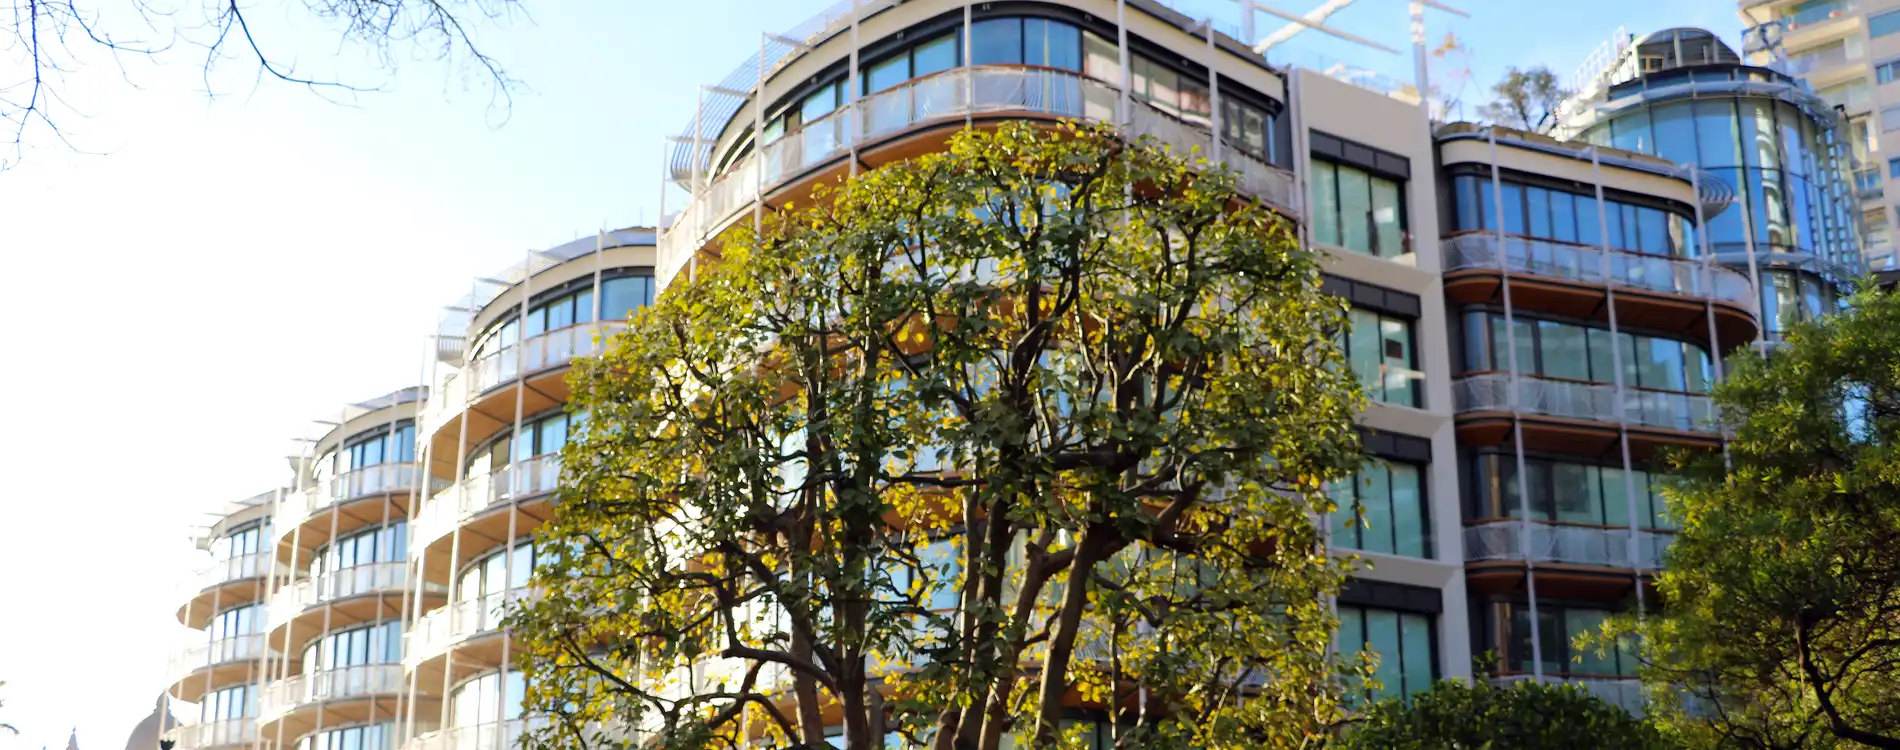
0, 1, 1740, 747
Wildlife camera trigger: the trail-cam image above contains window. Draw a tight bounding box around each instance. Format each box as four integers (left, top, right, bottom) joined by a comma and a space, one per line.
1130, 55, 1211, 124
219, 522, 267, 561
1879, 59, 1900, 85
302, 620, 403, 672
199, 685, 256, 722
1873, 9, 1900, 38
1494, 601, 1638, 677
970, 17, 1081, 70
1447, 175, 1694, 255
341, 421, 415, 473
1219, 98, 1282, 166
464, 409, 582, 479
297, 725, 394, 750
1312, 160, 1405, 257
456, 541, 538, 633
309, 522, 407, 576
1881, 105, 1900, 132
864, 33, 958, 94
208, 604, 260, 642
451, 671, 528, 728
1469, 453, 1677, 530
1329, 460, 1430, 558
471, 273, 653, 363
1338, 606, 1435, 701
1343, 308, 1419, 407
1462, 311, 1714, 394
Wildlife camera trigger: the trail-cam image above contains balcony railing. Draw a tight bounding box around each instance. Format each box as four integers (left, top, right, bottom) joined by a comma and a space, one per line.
186, 552, 283, 593
406, 588, 537, 665
1442, 234, 1755, 309
1465, 520, 1672, 570
660, 65, 1298, 287
273, 464, 441, 534
1453, 373, 1719, 433
166, 634, 274, 686
403, 717, 549, 750
261, 664, 406, 720
1856, 166, 1883, 200
1490, 674, 1646, 715
469, 321, 630, 396
411, 456, 562, 549
164, 719, 256, 750
267, 562, 411, 625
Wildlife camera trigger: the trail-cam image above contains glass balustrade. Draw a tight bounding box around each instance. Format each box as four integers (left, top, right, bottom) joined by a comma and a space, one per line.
411, 457, 562, 549
403, 718, 549, 750
468, 322, 629, 395
166, 634, 273, 685
1488, 674, 1647, 715
164, 719, 256, 750
1452, 373, 1719, 433
1442, 234, 1754, 308
1463, 520, 1672, 570
273, 464, 442, 533
260, 664, 406, 720
266, 562, 414, 625
405, 588, 537, 665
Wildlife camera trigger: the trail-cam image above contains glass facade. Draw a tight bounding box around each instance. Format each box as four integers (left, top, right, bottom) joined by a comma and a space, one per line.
1339, 605, 1436, 701
450, 671, 527, 728
1344, 308, 1418, 407
1466, 453, 1676, 530
1329, 461, 1430, 558
301, 620, 403, 673
1311, 160, 1405, 258
464, 409, 580, 476
200, 684, 256, 721
470, 274, 655, 363
295, 724, 394, 750
1446, 175, 1694, 256
309, 522, 407, 577
1460, 310, 1713, 393
1481, 600, 1639, 678
208, 604, 260, 642
219, 521, 267, 561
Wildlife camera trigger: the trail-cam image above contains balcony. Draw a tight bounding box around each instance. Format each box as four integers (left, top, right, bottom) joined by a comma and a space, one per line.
273, 464, 437, 535
467, 321, 629, 397
1453, 373, 1718, 434
189, 553, 279, 591
659, 65, 1299, 286
405, 589, 536, 666
411, 457, 562, 549
266, 562, 409, 626
1489, 674, 1647, 716
163, 719, 255, 750
260, 664, 406, 722
1856, 166, 1883, 200
165, 635, 275, 697
404, 717, 548, 750
1465, 521, 1671, 571
1442, 234, 1754, 308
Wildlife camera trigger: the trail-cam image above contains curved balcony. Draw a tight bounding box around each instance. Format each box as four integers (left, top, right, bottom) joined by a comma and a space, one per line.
1442, 234, 1760, 348
1489, 674, 1646, 716
1464, 521, 1670, 571
412, 457, 562, 551
260, 664, 406, 723
163, 719, 255, 750
1452, 373, 1721, 458
404, 717, 548, 750
177, 553, 284, 625
659, 65, 1299, 286
165, 635, 277, 701
272, 464, 433, 541
266, 562, 411, 629
405, 589, 536, 668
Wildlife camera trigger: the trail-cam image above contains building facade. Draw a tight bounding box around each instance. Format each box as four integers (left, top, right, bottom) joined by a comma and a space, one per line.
1739, 0, 1896, 267
159, 3, 1860, 748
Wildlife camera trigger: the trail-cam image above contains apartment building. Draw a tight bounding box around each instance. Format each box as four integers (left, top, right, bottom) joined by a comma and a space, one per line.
160, 3, 1859, 748
1739, 0, 1897, 267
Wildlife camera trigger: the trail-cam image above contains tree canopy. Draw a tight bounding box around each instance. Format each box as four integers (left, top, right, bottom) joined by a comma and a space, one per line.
1477, 66, 1568, 133
510, 122, 1369, 750
1336, 677, 1673, 750
1595, 289, 1900, 749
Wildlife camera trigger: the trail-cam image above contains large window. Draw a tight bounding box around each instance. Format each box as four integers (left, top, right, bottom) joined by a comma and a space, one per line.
970, 17, 1081, 70
337, 421, 415, 474
1329, 461, 1430, 558
451, 671, 527, 728
1460, 311, 1714, 394
1130, 54, 1209, 125
1447, 175, 1694, 256
1873, 8, 1900, 38
1339, 605, 1435, 701
464, 409, 580, 477
1488, 601, 1638, 677
1467, 453, 1676, 530
1759, 268, 1840, 339
864, 33, 959, 94
1344, 308, 1418, 407
457, 541, 538, 633
199, 685, 256, 721
1312, 160, 1405, 258
296, 725, 393, 750
302, 620, 403, 672
219, 522, 267, 561
208, 604, 260, 642
309, 522, 407, 577
470, 273, 654, 364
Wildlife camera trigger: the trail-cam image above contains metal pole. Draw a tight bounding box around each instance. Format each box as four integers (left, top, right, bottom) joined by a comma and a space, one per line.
272, 453, 309, 750
1410, 1, 1429, 113
309, 409, 347, 744
964, 3, 974, 130
848, 0, 861, 178
1487, 128, 1544, 681
1589, 149, 1645, 613
1116, 0, 1130, 129
1688, 169, 1733, 470
1207, 21, 1222, 165
249, 486, 283, 750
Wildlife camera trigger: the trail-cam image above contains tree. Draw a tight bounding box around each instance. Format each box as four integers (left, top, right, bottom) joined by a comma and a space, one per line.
2, 0, 521, 168
1477, 66, 1568, 133
511, 122, 1368, 750
1, 681, 15, 734
1593, 289, 1900, 749
1336, 678, 1674, 750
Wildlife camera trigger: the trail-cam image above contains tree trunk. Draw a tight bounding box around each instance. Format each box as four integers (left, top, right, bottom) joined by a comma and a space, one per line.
1030, 532, 1105, 747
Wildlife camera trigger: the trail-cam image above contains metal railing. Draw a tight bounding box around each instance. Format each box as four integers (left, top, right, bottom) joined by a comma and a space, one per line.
261, 664, 406, 720
1442, 234, 1755, 309
411, 456, 562, 549
163, 719, 256, 750
165, 634, 273, 686
660, 65, 1299, 286
1464, 520, 1672, 570
1453, 373, 1719, 433
469, 321, 630, 395
267, 562, 411, 625
186, 552, 282, 592
403, 718, 550, 750
405, 588, 538, 665
273, 463, 441, 534
1490, 674, 1646, 715
1856, 166, 1883, 199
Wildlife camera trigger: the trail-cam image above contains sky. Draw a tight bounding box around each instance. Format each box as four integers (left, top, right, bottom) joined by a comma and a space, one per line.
0, 0, 1740, 747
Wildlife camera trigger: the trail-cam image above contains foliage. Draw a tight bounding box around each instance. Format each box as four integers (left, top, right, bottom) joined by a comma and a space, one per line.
1426, 33, 1475, 120
1336, 678, 1673, 750
1591, 289, 1900, 749
511, 122, 1368, 750
1477, 66, 1568, 133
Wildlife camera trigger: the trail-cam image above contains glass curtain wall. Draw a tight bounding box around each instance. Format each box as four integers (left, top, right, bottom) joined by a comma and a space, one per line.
1328, 461, 1430, 558
450, 671, 528, 729
1465, 452, 1677, 529
1338, 605, 1436, 701
301, 620, 403, 675
296, 724, 394, 750
308, 523, 408, 578
1343, 309, 1418, 407
1447, 175, 1695, 256
1480, 600, 1640, 677
1460, 310, 1714, 393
